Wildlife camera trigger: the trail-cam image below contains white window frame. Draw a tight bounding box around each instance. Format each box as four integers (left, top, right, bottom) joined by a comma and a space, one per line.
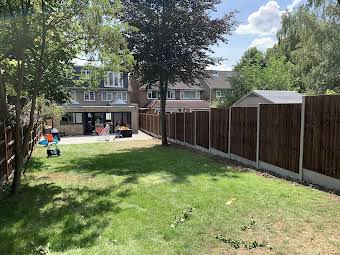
180, 90, 200, 99
84, 91, 95, 101
167, 90, 175, 99
104, 72, 123, 88
122, 92, 127, 101
81, 69, 91, 79
216, 89, 222, 98
101, 91, 114, 101
147, 90, 159, 99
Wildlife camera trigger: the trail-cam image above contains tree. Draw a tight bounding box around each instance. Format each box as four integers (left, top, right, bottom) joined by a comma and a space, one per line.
121, 0, 237, 145
277, 0, 340, 93
220, 47, 294, 107
0, 0, 133, 194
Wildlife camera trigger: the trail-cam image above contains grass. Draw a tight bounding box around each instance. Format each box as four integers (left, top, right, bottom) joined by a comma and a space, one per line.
0, 140, 340, 255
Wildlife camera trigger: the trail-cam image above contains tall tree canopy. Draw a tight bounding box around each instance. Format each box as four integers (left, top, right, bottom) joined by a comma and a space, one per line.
277, 0, 340, 93
121, 0, 237, 145
0, 0, 133, 194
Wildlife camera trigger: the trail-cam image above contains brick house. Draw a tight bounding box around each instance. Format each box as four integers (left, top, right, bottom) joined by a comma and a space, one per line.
129, 70, 234, 113
56, 67, 138, 136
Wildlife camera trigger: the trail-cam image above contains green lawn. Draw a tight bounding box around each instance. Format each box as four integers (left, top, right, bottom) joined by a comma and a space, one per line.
1, 140, 340, 255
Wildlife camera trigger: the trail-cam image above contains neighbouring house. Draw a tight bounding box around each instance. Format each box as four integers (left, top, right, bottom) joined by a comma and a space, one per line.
129, 70, 234, 113
56, 67, 139, 136
232, 90, 303, 107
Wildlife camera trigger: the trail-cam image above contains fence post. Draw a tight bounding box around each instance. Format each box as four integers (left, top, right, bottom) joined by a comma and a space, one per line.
174, 113, 177, 142
183, 112, 186, 144
299, 96, 306, 181
256, 105, 261, 169
3, 123, 9, 180
228, 107, 232, 158
194, 111, 197, 146
209, 109, 211, 150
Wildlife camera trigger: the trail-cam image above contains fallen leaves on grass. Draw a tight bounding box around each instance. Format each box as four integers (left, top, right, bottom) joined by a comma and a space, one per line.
171, 207, 193, 228
225, 198, 236, 206
215, 235, 270, 250
241, 217, 256, 231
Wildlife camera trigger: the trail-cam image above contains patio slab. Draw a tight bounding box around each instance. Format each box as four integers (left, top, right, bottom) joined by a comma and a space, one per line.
58, 131, 154, 145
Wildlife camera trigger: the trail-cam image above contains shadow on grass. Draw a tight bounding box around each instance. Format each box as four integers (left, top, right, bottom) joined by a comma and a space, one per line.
1, 143, 240, 253
0, 182, 122, 254
51, 144, 240, 183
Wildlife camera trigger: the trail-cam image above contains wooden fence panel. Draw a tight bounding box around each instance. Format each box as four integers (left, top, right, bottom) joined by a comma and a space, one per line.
184, 112, 194, 145
210, 108, 229, 153
176, 113, 184, 142
170, 113, 176, 139
230, 107, 257, 161
304, 95, 340, 180
1, 124, 41, 183
196, 111, 210, 149
260, 104, 301, 173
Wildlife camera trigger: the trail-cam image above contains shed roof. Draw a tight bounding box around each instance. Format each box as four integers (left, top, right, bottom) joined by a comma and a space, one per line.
233, 90, 303, 106
252, 90, 303, 104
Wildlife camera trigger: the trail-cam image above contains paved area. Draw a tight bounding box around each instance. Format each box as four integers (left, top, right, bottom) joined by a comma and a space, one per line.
59, 131, 154, 145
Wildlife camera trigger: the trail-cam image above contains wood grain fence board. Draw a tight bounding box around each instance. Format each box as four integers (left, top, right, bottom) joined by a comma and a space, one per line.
303, 95, 340, 179
230, 107, 257, 161
176, 113, 185, 142
184, 112, 194, 145
196, 111, 210, 148
259, 104, 301, 173
170, 114, 176, 139
210, 108, 229, 153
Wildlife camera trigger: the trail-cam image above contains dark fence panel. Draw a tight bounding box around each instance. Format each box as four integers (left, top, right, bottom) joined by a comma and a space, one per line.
184, 112, 194, 145
1, 124, 42, 183
196, 111, 210, 149
169, 113, 176, 139
210, 108, 229, 153
230, 107, 257, 161
176, 113, 184, 142
304, 95, 340, 180
260, 104, 301, 173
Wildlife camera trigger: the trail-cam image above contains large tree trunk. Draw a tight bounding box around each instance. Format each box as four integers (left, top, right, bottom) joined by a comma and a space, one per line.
159, 79, 168, 146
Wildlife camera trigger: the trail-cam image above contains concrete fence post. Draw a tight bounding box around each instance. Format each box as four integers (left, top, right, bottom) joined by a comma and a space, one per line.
256, 105, 261, 169
183, 112, 186, 143
209, 109, 211, 150
194, 111, 197, 146
175, 113, 177, 140
299, 96, 306, 181
228, 107, 232, 158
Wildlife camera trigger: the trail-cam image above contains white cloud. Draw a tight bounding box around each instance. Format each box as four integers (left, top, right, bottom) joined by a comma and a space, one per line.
235, 1, 283, 36
249, 37, 277, 51
287, 0, 303, 11
206, 63, 232, 71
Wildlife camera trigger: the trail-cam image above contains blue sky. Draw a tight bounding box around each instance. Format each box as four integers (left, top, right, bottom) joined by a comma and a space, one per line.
208, 0, 304, 71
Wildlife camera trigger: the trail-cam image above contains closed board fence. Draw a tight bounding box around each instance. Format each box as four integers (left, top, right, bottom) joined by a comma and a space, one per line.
0, 123, 42, 184
140, 95, 340, 190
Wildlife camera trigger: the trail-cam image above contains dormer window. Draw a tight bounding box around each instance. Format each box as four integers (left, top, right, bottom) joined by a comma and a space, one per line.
104, 72, 123, 87
81, 69, 91, 79
216, 89, 222, 98
147, 90, 159, 99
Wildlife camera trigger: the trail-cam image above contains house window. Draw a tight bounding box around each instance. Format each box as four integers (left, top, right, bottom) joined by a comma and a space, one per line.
147, 90, 159, 99
122, 92, 127, 101
167, 90, 175, 99
81, 69, 91, 79
180, 90, 200, 99
61, 113, 83, 124
102, 91, 113, 101
106, 113, 112, 121
104, 72, 123, 87
84, 91, 95, 101
216, 89, 222, 98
